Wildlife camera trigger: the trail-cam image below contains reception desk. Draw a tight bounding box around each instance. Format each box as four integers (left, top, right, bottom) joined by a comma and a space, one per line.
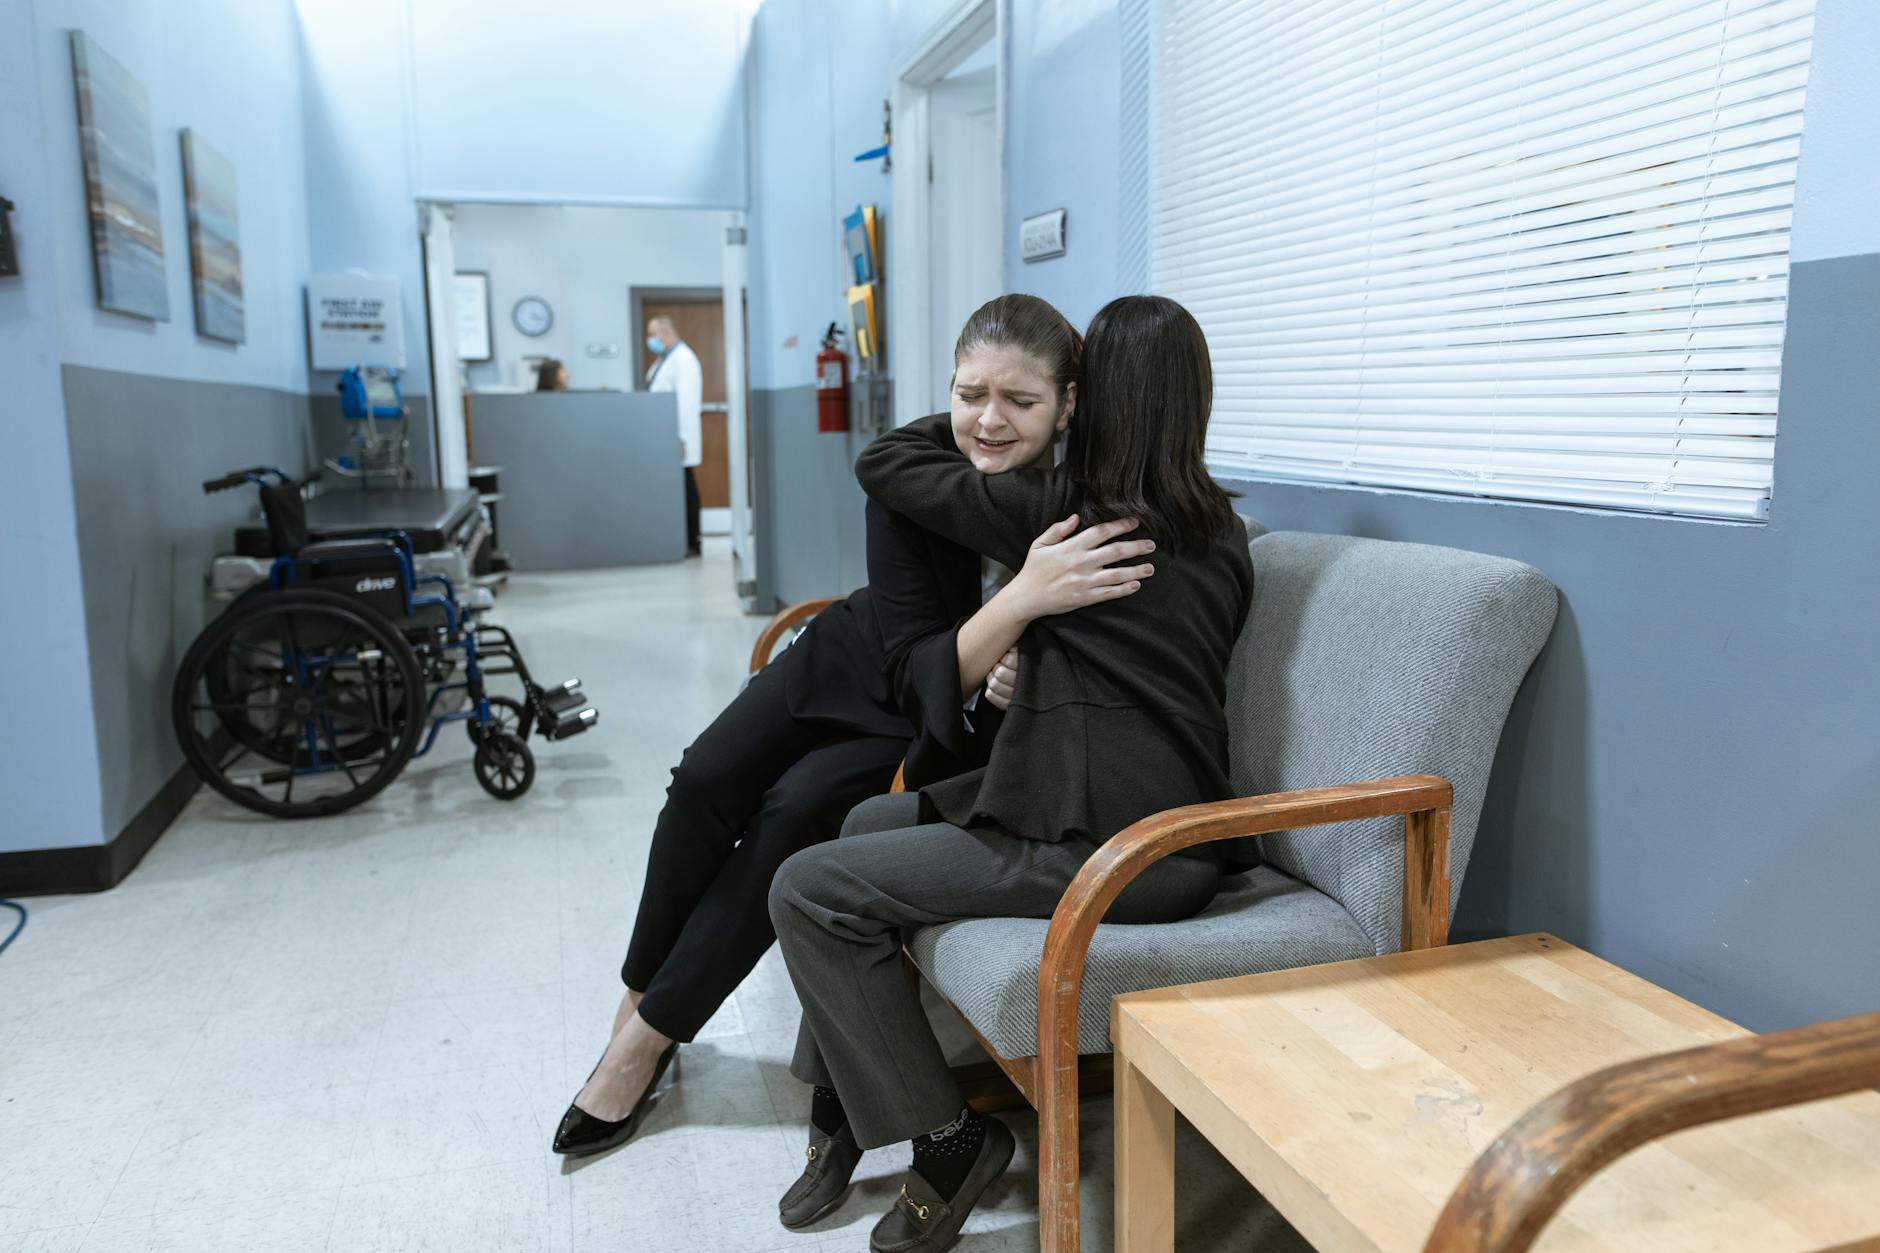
468, 390, 687, 570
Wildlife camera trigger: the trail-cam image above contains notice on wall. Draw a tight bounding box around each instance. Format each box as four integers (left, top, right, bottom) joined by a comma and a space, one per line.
452, 272, 492, 363
307, 273, 405, 370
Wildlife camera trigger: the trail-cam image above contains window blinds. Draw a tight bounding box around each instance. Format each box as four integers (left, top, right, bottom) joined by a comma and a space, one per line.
1150, 0, 1815, 519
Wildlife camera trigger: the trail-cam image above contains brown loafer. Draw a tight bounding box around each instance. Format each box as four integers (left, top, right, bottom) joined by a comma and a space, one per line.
778, 1119, 863, 1228
868, 1116, 1015, 1253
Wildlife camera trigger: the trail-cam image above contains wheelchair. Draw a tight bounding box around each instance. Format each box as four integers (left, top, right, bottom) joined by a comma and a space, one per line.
171, 468, 597, 818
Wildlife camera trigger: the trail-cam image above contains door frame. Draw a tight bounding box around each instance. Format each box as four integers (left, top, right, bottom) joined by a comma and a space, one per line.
628, 285, 726, 389
890, 0, 1005, 428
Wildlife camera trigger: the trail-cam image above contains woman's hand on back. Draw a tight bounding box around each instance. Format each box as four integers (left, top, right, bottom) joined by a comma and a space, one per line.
1007, 514, 1155, 619
984, 648, 1019, 710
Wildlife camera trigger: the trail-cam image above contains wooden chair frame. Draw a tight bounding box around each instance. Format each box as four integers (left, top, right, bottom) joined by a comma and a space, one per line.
754, 600, 1454, 1253
1423, 1008, 1880, 1253
748, 597, 841, 674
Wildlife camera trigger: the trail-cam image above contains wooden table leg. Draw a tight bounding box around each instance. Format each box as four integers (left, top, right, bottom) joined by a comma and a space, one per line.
1116, 1054, 1176, 1253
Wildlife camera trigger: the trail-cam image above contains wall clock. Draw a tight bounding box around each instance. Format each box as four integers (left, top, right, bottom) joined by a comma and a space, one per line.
512, 296, 553, 337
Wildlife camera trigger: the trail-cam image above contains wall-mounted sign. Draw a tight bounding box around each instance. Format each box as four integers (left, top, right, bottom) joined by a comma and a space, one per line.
452, 271, 492, 362
585, 342, 621, 359
1021, 208, 1067, 263
307, 273, 404, 369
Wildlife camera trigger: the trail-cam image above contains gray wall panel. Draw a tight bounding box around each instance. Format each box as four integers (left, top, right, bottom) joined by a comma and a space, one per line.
750, 384, 872, 610
467, 390, 686, 570
61, 366, 315, 839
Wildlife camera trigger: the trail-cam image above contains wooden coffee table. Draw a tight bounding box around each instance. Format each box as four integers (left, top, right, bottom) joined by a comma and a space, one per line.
1110, 933, 1880, 1252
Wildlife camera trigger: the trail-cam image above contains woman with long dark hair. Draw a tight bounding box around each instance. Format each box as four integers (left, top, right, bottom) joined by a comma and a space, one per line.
552, 295, 1160, 1157
768, 296, 1252, 1250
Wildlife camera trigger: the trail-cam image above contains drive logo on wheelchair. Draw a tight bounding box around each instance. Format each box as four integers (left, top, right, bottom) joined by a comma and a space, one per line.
355, 575, 398, 594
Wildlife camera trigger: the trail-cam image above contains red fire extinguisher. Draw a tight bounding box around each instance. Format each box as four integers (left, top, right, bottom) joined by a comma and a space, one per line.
816, 323, 850, 433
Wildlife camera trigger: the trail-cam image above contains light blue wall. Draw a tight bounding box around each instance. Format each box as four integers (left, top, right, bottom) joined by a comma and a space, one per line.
32, 0, 313, 392
0, 1, 106, 853
746, 0, 1130, 385
746, 0, 895, 390
294, 0, 433, 396
1003, 0, 1122, 327
1787, 0, 1880, 263
403, 0, 751, 208
5, 0, 317, 854
451, 204, 730, 393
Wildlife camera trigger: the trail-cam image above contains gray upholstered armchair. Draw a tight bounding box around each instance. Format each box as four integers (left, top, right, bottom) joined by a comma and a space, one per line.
898, 529, 1560, 1253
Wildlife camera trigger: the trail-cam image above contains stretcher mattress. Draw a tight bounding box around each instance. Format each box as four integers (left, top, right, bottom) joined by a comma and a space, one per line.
235, 487, 482, 557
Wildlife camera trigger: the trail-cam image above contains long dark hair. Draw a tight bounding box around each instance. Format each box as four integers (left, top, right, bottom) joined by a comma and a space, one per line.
535, 359, 566, 391
1067, 296, 1237, 551
952, 294, 1082, 405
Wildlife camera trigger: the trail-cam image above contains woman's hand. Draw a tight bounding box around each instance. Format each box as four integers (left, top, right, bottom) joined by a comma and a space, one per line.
984, 648, 1019, 710
1006, 514, 1156, 619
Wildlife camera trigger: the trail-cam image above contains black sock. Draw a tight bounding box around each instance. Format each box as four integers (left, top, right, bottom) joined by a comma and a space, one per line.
911, 1107, 988, 1201
810, 1085, 846, 1135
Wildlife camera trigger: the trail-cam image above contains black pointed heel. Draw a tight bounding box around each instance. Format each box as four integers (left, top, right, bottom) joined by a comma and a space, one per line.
551, 1041, 679, 1157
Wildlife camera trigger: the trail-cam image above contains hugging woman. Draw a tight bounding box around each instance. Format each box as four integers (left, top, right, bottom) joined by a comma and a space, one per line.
553, 295, 1157, 1156
769, 296, 1253, 1252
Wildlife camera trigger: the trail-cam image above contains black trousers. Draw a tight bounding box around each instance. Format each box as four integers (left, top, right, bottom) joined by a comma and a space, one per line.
683, 467, 701, 553
621, 662, 907, 1042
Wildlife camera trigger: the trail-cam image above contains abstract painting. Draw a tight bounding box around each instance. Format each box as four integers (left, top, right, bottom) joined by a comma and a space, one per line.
181, 129, 244, 343
70, 31, 168, 320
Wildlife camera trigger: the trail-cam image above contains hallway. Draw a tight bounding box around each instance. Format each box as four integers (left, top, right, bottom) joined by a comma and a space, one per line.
0, 543, 1296, 1252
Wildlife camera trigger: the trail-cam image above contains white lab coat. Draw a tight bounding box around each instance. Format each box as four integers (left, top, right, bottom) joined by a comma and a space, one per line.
647, 341, 704, 469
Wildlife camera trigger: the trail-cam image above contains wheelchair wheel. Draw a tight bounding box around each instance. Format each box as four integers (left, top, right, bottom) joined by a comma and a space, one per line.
466, 695, 528, 747
203, 587, 404, 766
172, 588, 425, 818
473, 731, 534, 800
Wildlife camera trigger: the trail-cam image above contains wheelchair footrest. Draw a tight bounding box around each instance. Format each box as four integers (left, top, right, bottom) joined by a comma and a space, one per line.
542, 703, 598, 741
530, 679, 595, 740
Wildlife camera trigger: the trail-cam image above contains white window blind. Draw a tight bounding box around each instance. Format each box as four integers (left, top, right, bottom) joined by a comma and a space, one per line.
1150, 0, 1815, 519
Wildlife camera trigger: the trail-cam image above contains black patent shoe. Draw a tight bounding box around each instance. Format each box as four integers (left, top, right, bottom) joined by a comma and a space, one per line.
779, 1119, 862, 1228
869, 1116, 1015, 1252
551, 1041, 678, 1157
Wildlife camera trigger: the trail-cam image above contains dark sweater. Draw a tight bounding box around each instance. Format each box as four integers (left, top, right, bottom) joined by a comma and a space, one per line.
776, 497, 1003, 788
855, 414, 1254, 850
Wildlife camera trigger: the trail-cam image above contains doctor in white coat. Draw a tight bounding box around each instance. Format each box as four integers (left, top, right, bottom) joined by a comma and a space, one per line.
646, 315, 705, 557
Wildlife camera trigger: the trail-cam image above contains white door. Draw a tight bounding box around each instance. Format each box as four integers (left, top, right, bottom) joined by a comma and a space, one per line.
926, 64, 1001, 412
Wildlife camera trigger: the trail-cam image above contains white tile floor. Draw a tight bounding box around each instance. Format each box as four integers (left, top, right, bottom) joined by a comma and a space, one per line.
0, 540, 1308, 1252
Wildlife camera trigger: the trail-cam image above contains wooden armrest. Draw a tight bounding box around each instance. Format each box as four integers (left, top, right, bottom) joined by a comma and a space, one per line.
1423, 1009, 1880, 1253
1038, 773, 1454, 1017
749, 597, 842, 675
1029, 775, 1454, 1246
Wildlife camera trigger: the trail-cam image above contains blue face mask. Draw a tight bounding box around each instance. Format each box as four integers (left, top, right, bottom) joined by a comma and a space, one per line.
646, 335, 666, 356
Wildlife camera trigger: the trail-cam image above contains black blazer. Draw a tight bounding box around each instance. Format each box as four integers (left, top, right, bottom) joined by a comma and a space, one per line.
855, 414, 1254, 854
773, 497, 1003, 788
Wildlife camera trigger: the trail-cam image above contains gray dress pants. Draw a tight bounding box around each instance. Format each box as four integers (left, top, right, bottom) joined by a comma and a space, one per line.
768, 792, 1220, 1149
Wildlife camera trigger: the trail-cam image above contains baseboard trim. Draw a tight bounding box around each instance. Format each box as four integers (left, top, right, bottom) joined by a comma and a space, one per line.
0, 762, 199, 897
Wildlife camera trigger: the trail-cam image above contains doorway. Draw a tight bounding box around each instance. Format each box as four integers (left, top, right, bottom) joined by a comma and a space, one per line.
631, 287, 733, 535
926, 63, 1000, 406
890, 0, 1003, 424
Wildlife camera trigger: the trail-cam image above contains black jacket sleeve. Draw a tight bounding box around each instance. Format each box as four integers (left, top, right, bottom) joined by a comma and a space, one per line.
862, 501, 992, 783
891, 621, 999, 788
854, 414, 1074, 571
